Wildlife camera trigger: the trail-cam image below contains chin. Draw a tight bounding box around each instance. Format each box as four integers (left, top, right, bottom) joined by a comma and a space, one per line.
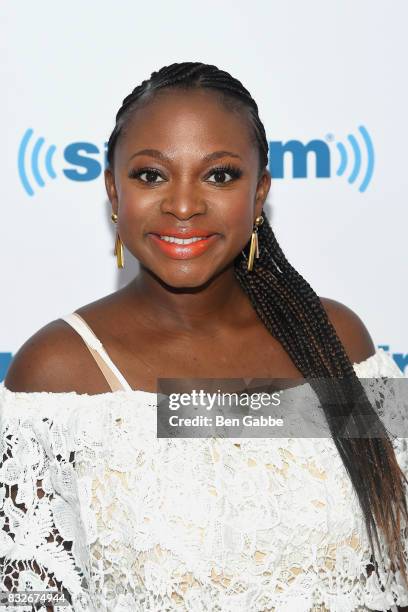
149, 265, 219, 291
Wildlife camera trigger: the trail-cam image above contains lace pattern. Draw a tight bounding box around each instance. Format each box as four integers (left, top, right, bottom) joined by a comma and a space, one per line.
1, 348, 407, 612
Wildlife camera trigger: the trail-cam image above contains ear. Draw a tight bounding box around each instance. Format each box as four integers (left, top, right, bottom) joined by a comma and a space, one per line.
254, 169, 271, 218
104, 168, 119, 215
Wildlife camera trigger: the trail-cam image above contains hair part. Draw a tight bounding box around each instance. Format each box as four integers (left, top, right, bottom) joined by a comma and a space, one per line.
106, 61, 408, 588
106, 63, 268, 179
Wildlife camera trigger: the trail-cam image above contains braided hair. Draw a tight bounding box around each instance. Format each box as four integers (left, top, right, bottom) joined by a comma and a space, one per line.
106, 62, 408, 586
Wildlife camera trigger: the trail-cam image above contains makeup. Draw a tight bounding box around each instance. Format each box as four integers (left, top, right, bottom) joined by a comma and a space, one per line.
148, 233, 220, 259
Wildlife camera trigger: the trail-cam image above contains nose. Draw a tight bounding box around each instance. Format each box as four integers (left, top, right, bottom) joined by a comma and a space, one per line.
159, 181, 207, 220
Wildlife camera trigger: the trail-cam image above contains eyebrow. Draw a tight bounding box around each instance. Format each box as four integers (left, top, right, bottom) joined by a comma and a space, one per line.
127, 149, 242, 164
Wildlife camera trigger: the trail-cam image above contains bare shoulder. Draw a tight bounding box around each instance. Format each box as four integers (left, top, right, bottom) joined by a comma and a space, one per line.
4, 317, 111, 394
319, 296, 376, 365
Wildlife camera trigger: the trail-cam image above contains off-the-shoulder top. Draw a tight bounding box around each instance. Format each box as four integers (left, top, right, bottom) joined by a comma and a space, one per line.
0, 312, 407, 612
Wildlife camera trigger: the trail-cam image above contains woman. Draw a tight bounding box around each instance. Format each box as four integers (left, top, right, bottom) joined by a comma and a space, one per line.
1, 62, 408, 611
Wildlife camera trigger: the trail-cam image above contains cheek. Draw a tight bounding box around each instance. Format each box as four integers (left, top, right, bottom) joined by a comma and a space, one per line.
117, 192, 152, 236
218, 194, 255, 245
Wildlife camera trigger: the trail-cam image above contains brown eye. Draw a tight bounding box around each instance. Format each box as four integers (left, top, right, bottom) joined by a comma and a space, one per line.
206, 165, 243, 184
128, 168, 165, 184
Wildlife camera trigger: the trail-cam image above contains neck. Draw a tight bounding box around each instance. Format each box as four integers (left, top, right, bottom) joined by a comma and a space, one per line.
123, 264, 254, 335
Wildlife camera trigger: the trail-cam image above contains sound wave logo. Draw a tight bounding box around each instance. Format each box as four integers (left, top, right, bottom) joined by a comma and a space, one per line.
17, 125, 375, 196
18, 128, 57, 196
333, 125, 374, 193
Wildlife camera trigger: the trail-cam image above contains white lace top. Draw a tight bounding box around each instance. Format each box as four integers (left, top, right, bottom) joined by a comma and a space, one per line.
1, 312, 408, 612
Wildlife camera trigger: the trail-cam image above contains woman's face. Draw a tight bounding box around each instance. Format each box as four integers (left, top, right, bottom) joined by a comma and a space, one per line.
105, 88, 271, 288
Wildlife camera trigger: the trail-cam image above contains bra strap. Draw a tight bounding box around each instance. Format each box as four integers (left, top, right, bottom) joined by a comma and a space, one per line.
60, 312, 132, 392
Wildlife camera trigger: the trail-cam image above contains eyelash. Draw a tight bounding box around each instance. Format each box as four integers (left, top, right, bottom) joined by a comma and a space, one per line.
128, 164, 243, 185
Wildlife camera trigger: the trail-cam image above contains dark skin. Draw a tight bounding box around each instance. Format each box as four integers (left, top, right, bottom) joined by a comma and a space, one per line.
6, 89, 400, 612
6, 88, 377, 394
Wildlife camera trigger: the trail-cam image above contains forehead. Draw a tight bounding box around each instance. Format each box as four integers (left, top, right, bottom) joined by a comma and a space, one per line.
115, 88, 257, 165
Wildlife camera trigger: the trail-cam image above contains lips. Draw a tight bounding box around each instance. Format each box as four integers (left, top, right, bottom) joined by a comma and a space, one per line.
148, 233, 220, 260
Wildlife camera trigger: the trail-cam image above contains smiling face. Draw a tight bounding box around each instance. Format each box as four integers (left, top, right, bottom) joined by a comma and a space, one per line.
105, 87, 271, 288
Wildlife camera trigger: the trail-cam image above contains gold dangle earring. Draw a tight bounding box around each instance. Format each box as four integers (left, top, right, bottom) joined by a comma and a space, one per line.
111, 212, 124, 269
246, 215, 264, 271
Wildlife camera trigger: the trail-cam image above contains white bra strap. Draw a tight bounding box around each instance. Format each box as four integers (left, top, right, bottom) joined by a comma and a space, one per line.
60, 312, 132, 392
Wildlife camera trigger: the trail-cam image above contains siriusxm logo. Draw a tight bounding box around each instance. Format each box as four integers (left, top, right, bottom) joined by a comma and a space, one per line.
17, 125, 375, 196
269, 125, 374, 193
18, 129, 108, 196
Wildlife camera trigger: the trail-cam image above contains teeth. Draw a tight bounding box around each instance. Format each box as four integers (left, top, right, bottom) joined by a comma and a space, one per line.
159, 235, 208, 244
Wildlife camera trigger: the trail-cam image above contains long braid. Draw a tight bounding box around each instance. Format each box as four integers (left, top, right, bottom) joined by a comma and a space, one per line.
106, 61, 408, 585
